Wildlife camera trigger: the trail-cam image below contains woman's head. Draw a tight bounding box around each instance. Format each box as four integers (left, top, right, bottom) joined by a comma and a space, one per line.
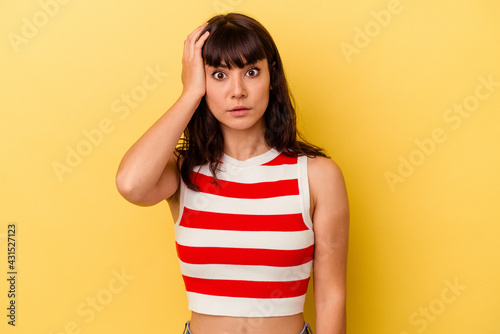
176, 13, 326, 191
197, 15, 273, 133
197, 13, 296, 148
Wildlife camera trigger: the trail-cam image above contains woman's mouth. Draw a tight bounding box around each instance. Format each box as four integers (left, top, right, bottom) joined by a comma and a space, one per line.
229, 106, 250, 116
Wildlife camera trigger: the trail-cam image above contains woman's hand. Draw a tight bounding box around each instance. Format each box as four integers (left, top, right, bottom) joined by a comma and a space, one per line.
181, 22, 210, 101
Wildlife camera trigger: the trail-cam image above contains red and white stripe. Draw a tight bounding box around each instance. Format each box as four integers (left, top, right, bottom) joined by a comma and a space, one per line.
174, 149, 314, 317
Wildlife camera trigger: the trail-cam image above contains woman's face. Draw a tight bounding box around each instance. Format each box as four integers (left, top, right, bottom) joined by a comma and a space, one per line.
204, 58, 271, 133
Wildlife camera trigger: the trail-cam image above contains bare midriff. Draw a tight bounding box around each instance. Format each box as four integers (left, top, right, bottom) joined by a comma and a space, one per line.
189, 312, 305, 334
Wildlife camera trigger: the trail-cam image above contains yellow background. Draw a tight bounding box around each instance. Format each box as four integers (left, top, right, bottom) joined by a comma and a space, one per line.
1, 0, 499, 333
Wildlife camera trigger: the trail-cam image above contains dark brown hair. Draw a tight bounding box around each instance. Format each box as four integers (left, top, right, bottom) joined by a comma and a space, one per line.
175, 13, 327, 191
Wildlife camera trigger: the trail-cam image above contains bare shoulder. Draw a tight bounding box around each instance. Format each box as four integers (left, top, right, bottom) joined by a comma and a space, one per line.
307, 156, 348, 217
307, 156, 346, 192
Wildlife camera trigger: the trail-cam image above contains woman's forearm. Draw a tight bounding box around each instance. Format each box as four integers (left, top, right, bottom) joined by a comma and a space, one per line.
314, 296, 346, 334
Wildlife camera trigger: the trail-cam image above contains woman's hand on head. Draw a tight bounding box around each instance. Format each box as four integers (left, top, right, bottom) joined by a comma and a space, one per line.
181, 22, 210, 101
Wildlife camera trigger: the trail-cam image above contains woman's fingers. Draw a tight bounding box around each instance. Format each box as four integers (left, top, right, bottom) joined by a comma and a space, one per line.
181, 22, 210, 99
196, 30, 210, 48
187, 23, 208, 49
184, 23, 209, 61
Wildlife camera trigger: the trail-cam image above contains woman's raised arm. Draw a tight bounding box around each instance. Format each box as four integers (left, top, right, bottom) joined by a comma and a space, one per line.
115, 23, 209, 206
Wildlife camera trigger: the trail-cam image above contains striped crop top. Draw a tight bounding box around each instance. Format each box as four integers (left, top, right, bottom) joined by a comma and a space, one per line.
174, 148, 314, 317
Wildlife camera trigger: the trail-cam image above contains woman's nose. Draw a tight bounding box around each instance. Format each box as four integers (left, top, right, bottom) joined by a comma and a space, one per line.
230, 76, 247, 98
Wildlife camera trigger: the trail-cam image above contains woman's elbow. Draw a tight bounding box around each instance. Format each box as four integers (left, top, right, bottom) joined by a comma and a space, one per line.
115, 172, 151, 206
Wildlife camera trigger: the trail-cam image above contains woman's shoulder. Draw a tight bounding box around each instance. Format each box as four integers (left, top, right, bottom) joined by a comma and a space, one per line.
306, 155, 346, 198
307, 155, 343, 178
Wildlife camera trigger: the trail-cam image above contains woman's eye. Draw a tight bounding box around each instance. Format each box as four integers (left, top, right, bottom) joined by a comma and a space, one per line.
213, 71, 226, 80
246, 68, 260, 77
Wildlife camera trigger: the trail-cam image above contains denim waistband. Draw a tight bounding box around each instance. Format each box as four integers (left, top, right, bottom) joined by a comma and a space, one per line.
182, 320, 313, 334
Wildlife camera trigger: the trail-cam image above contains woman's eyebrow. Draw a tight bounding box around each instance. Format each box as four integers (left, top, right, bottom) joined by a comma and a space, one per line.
210, 61, 260, 69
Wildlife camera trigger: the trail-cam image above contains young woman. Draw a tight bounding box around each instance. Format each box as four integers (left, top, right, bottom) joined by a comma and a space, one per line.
116, 13, 349, 334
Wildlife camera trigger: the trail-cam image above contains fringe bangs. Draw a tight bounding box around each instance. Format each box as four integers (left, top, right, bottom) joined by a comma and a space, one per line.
202, 21, 267, 68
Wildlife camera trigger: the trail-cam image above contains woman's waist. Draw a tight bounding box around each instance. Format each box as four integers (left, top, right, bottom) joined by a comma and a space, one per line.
189, 312, 306, 334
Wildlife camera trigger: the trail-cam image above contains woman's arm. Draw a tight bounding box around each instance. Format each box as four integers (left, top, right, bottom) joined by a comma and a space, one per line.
309, 156, 349, 334
115, 23, 209, 206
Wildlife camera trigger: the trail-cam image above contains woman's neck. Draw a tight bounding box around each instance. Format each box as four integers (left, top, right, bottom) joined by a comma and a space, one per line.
221, 120, 270, 161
